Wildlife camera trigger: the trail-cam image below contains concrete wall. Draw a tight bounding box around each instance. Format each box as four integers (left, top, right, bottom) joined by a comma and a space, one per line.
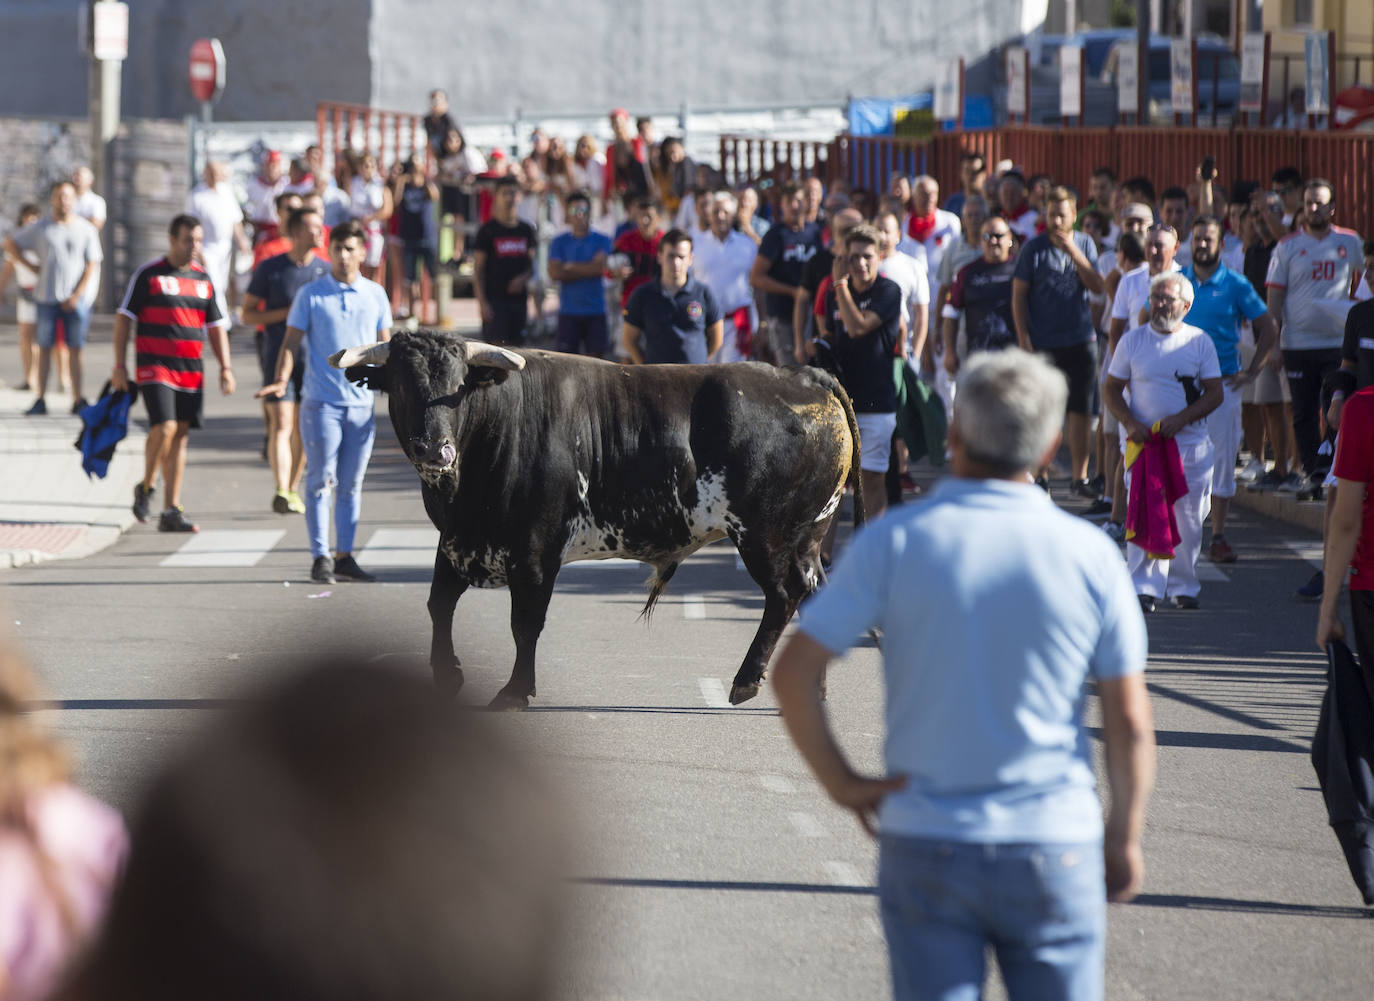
0, 0, 371, 121
373, 0, 1041, 116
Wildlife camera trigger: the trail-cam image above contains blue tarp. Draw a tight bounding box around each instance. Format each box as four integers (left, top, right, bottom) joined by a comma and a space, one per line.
848, 93, 994, 134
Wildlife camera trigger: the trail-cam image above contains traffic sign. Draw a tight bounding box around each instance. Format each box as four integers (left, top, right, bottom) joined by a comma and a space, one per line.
188, 38, 226, 104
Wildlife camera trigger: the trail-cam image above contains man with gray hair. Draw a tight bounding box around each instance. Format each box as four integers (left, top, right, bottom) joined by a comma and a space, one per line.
1105, 272, 1224, 611
692, 190, 758, 363
774, 349, 1154, 1001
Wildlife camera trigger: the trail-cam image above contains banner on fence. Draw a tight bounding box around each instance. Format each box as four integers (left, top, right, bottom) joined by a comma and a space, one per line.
1239, 34, 1266, 114
1006, 46, 1028, 117
1116, 43, 1138, 115
1060, 46, 1082, 119
1170, 39, 1193, 117
934, 60, 961, 121
1305, 32, 1332, 115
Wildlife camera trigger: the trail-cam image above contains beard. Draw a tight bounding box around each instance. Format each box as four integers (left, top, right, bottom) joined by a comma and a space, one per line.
1150, 313, 1184, 333
1192, 248, 1219, 267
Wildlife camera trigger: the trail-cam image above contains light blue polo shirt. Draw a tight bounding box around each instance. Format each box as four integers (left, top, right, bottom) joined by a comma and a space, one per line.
800, 477, 1147, 844
1181, 262, 1267, 375
286, 273, 393, 405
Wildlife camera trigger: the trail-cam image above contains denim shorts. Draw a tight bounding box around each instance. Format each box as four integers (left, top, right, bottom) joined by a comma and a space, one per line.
35, 302, 92, 349
878, 834, 1106, 1001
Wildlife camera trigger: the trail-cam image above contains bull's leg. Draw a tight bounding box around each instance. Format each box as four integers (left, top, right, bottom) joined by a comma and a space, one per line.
427, 546, 468, 698
490, 566, 557, 710
729, 538, 805, 705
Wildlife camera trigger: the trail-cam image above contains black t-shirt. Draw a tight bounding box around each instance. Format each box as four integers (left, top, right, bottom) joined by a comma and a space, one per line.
398, 182, 437, 243
247, 252, 331, 341
1342, 298, 1374, 390
822, 275, 902, 413
473, 219, 536, 301
948, 257, 1018, 353
758, 221, 822, 320
801, 247, 834, 298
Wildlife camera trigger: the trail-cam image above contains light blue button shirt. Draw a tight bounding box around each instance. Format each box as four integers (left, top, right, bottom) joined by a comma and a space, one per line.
800, 477, 1147, 844
286, 273, 393, 405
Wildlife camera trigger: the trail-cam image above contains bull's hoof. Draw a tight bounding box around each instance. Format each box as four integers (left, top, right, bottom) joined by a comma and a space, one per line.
729, 682, 760, 705
488, 689, 531, 711
433, 666, 465, 700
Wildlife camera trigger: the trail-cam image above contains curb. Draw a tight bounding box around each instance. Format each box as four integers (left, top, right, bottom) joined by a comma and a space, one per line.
1229, 484, 1325, 534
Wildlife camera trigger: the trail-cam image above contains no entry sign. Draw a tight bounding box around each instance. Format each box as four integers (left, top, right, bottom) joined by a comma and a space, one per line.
188, 37, 225, 104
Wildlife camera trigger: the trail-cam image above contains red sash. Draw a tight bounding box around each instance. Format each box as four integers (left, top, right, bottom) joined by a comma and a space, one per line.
731, 306, 753, 356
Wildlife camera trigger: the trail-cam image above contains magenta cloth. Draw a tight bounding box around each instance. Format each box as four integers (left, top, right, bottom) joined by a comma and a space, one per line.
1125, 433, 1188, 559
0, 784, 128, 1001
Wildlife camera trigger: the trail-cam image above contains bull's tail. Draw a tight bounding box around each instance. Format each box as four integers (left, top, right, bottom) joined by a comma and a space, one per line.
831, 383, 865, 530
639, 561, 679, 621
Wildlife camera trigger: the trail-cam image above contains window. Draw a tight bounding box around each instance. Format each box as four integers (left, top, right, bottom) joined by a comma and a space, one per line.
1291, 0, 1314, 27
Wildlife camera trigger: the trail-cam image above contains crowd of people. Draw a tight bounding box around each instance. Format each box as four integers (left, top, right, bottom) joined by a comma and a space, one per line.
7, 94, 1374, 1000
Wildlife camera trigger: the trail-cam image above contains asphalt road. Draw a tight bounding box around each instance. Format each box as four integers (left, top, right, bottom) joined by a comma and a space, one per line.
2, 339, 1372, 1000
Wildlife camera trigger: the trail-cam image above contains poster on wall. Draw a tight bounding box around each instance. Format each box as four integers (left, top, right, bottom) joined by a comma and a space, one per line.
1116, 43, 1138, 115
934, 59, 961, 121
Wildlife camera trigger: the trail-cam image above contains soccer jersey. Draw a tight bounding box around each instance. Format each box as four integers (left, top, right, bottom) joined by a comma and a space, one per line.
946, 257, 1017, 353
1265, 226, 1364, 349
118, 258, 227, 392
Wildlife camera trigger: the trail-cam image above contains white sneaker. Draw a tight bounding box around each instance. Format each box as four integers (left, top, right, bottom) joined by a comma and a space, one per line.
1236, 457, 1267, 483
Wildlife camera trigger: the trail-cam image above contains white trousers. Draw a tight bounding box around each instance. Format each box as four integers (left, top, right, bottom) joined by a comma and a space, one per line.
1125, 437, 1213, 600
1207, 383, 1242, 498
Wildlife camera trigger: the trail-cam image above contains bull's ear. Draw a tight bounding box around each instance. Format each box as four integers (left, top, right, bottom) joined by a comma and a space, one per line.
344, 365, 390, 392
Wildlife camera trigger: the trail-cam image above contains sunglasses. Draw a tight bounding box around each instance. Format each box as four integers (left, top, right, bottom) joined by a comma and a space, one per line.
983, 232, 1012, 242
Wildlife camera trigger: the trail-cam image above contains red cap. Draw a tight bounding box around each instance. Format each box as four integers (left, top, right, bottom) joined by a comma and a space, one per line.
266, 150, 284, 163
489, 149, 506, 160
609, 107, 629, 119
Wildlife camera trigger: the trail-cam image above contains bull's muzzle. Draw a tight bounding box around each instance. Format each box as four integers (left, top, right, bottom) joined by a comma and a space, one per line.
412, 438, 457, 471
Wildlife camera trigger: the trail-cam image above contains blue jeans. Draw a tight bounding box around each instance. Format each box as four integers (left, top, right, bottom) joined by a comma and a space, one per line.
35, 301, 92, 349
878, 835, 1106, 1001
300, 400, 376, 559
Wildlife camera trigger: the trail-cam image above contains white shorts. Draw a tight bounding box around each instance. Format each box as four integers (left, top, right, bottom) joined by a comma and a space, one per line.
16, 298, 35, 325
855, 412, 898, 473
1207, 383, 1243, 498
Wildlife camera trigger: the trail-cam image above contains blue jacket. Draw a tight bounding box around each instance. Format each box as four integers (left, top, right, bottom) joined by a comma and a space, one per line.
74, 382, 139, 479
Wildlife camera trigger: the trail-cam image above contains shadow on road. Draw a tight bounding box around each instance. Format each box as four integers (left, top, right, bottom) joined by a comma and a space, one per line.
1128, 893, 1372, 920
573, 876, 873, 895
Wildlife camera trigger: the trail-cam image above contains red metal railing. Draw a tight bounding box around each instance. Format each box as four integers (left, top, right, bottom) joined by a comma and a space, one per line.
317, 102, 437, 325
720, 127, 1374, 240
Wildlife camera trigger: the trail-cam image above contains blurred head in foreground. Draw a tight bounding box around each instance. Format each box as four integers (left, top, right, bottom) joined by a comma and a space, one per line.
59, 656, 567, 1001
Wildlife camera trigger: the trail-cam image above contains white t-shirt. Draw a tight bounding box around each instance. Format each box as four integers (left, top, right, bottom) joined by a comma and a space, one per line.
1265, 226, 1365, 349
692, 229, 757, 313
912, 209, 961, 284
186, 182, 243, 256
1111, 262, 1178, 328
1107, 321, 1221, 448
244, 174, 286, 227
878, 250, 931, 329
1008, 207, 1039, 242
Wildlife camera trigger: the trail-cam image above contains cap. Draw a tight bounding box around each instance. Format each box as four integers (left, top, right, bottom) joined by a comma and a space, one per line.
1123, 202, 1155, 222
266, 150, 284, 164
609, 107, 629, 119
489, 149, 506, 160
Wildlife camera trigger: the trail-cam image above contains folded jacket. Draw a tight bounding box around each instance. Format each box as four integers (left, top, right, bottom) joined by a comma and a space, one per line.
1123, 425, 1187, 559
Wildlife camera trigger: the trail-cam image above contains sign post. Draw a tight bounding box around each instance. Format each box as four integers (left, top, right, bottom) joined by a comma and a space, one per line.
1006, 46, 1029, 123
1238, 32, 1269, 125
188, 37, 226, 124
934, 58, 964, 130
1060, 46, 1083, 126
1116, 43, 1138, 123
1304, 31, 1334, 129
86, 0, 127, 310
1170, 38, 1194, 125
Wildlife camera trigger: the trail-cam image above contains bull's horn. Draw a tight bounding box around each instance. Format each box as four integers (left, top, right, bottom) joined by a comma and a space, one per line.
328, 341, 391, 368
463, 340, 526, 371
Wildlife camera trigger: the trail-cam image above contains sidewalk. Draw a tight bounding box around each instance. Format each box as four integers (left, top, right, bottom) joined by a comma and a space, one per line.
0, 384, 147, 568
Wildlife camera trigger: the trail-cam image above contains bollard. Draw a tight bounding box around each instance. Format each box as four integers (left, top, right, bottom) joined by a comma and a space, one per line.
437, 269, 454, 329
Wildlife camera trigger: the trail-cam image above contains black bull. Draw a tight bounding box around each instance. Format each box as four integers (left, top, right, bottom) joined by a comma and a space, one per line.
330, 331, 863, 709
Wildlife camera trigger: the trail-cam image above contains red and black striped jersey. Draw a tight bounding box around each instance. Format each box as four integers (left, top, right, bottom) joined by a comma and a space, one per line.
118, 257, 227, 392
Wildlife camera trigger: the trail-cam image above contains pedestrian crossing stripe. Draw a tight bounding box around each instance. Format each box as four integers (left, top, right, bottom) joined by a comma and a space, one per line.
160, 530, 286, 568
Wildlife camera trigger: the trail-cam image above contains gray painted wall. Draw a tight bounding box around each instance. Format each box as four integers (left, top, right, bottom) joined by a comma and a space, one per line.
3, 0, 1035, 122
373, 0, 1034, 116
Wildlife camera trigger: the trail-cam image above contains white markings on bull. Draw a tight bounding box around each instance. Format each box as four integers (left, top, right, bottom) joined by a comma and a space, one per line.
815, 484, 843, 524
697, 677, 731, 708
576, 472, 589, 502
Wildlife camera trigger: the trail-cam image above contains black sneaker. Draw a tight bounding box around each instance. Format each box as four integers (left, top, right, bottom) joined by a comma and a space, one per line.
1034, 474, 1051, 492
158, 506, 199, 533
1138, 594, 1156, 614
333, 555, 376, 582
70, 397, 89, 415
24, 398, 46, 416
1088, 473, 1106, 495
311, 555, 336, 584
1295, 570, 1324, 601
1249, 470, 1283, 492
132, 483, 155, 522
1173, 594, 1200, 610
272, 490, 292, 514
1081, 497, 1114, 518
1070, 478, 1098, 499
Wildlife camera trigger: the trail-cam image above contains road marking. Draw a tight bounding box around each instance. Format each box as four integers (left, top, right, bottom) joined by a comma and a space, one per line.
683, 594, 706, 619
1285, 540, 1323, 569
758, 774, 797, 794
357, 527, 438, 567
160, 530, 285, 568
562, 557, 643, 568
824, 860, 864, 886
789, 812, 827, 838
1195, 562, 1229, 583
697, 677, 730, 708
